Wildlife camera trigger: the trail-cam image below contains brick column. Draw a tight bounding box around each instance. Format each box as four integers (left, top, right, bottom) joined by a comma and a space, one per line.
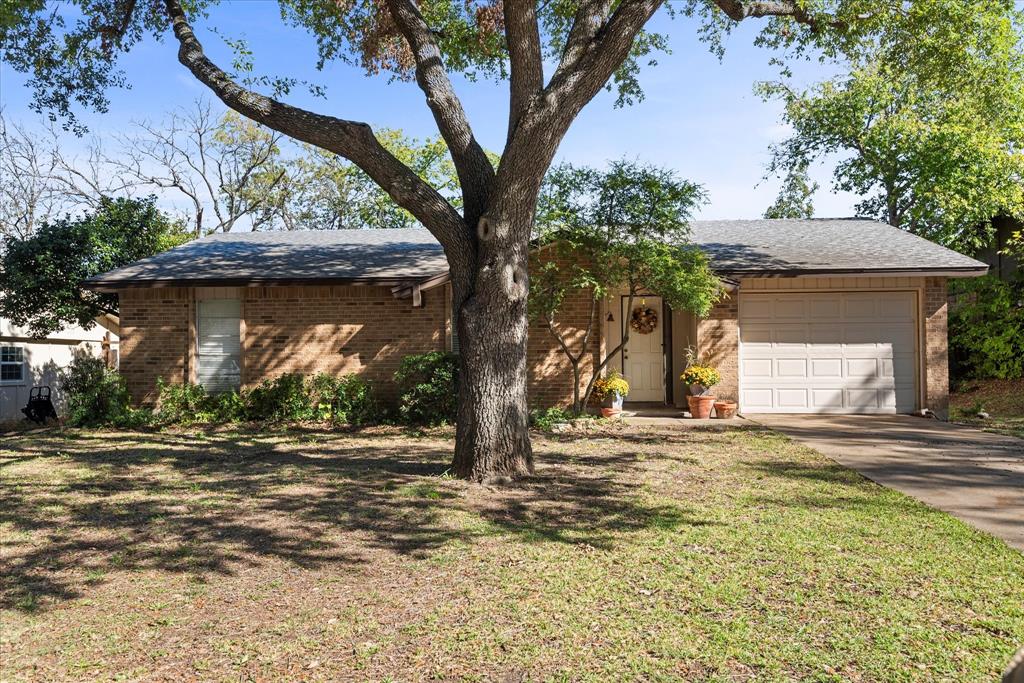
923, 277, 950, 418
696, 294, 739, 403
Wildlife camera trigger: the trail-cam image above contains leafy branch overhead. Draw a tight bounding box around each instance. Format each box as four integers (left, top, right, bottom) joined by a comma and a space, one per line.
531, 160, 721, 415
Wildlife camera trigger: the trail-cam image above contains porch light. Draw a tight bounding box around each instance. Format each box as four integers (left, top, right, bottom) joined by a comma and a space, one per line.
607, 312, 614, 322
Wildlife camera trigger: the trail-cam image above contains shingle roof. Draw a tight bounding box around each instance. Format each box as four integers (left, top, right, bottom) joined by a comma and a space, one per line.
686, 218, 988, 275
85, 228, 449, 288
85, 218, 987, 289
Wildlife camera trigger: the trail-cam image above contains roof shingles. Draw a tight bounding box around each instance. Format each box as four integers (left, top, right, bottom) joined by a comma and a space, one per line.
85, 219, 986, 289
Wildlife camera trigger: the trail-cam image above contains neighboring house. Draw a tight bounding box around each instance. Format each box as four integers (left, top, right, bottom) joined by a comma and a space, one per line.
0, 316, 120, 422
84, 219, 987, 418
975, 215, 1021, 282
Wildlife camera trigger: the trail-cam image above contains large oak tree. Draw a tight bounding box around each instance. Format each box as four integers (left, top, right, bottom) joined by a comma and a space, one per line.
2, 0, 1010, 480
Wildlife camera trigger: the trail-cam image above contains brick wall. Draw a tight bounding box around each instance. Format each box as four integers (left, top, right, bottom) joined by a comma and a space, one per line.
923, 277, 950, 417
242, 285, 446, 399
527, 249, 601, 408
118, 288, 191, 404
695, 293, 739, 403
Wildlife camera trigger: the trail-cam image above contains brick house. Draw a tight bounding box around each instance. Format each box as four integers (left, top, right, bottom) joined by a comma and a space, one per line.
85, 219, 987, 417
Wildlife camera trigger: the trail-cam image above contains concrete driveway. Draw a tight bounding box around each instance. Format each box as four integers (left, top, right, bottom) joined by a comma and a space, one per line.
749, 414, 1024, 551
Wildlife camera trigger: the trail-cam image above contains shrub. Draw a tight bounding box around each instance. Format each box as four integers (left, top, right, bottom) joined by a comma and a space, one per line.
154, 380, 246, 425
530, 406, 574, 430
949, 275, 1024, 381
245, 373, 312, 422
394, 351, 458, 425
59, 355, 146, 427
155, 380, 210, 424
308, 372, 381, 425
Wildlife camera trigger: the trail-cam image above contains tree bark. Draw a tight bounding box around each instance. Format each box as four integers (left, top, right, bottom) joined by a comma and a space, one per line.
451, 201, 535, 481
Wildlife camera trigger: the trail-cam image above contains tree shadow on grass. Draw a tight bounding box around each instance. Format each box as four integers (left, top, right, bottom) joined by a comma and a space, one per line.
1, 427, 716, 611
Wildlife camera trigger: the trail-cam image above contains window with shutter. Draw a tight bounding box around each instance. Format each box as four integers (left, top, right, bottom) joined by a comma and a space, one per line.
197, 300, 241, 392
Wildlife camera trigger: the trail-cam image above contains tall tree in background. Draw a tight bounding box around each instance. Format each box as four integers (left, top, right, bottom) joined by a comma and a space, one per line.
763, 161, 817, 219
4, 0, 1017, 480
115, 101, 290, 236
0, 197, 190, 337
284, 130, 464, 230
760, 6, 1024, 255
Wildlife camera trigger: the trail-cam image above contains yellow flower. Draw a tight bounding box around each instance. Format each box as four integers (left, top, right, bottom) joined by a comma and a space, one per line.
680, 365, 720, 387
594, 371, 630, 398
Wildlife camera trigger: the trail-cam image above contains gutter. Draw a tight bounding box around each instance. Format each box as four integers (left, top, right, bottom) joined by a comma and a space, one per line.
716, 267, 989, 278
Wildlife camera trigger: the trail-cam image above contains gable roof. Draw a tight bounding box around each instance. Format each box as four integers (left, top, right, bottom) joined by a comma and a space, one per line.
687, 218, 987, 276
84, 218, 986, 291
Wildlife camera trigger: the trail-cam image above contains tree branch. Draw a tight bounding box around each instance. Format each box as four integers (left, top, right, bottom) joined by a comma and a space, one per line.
162, 0, 470, 257
384, 0, 495, 223
503, 0, 544, 142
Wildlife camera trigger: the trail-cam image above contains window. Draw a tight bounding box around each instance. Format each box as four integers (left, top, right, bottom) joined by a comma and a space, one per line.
197, 300, 241, 392
0, 346, 25, 383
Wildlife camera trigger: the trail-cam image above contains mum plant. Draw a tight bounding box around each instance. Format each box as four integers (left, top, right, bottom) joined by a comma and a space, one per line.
594, 372, 630, 401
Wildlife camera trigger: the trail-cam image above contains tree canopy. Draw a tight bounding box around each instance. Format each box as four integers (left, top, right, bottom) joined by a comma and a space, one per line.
760, 2, 1024, 254
0, 197, 190, 337
531, 160, 721, 414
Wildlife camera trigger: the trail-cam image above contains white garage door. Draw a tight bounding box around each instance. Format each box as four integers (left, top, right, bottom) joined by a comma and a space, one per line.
739, 292, 917, 413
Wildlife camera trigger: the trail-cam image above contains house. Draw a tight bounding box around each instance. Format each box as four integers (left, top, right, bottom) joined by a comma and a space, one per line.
84, 219, 987, 417
0, 316, 120, 422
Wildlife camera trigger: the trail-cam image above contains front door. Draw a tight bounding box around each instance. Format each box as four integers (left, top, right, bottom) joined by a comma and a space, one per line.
621, 296, 665, 402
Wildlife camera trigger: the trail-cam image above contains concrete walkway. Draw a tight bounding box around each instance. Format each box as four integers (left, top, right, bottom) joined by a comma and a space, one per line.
750, 414, 1024, 551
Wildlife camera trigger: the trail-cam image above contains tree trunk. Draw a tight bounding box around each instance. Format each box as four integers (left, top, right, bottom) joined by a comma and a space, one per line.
450, 200, 536, 482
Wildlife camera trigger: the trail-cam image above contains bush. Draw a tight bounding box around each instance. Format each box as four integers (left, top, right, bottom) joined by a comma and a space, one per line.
152, 372, 385, 426
154, 380, 245, 425
949, 275, 1024, 381
244, 373, 311, 422
59, 355, 146, 427
394, 351, 458, 425
530, 406, 574, 431
308, 372, 381, 425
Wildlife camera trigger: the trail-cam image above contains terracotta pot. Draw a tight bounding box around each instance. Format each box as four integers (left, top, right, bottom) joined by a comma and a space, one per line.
687, 395, 716, 419
600, 407, 621, 419
713, 401, 737, 419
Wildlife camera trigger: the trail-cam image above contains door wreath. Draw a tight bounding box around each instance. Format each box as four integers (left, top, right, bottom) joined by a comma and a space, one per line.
630, 305, 658, 334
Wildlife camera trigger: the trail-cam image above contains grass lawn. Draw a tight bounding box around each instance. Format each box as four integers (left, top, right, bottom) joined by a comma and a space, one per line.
2, 424, 1022, 682
951, 378, 1024, 439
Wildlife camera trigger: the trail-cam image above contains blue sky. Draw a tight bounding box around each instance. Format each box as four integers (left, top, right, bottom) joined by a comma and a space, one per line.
0, 2, 860, 221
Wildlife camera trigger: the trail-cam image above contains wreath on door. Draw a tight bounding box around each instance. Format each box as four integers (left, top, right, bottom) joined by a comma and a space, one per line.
630, 305, 658, 334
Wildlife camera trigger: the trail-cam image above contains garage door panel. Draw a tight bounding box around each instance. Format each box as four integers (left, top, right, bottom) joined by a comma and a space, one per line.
810, 358, 843, 378
808, 297, 842, 319
739, 298, 774, 320
744, 358, 773, 377
811, 389, 844, 409
775, 299, 807, 319
740, 291, 917, 414
777, 388, 809, 408
776, 358, 808, 377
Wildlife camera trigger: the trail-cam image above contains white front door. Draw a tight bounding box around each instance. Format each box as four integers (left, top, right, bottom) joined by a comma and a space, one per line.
739, 292, 917, 413
621, 296, 664, 402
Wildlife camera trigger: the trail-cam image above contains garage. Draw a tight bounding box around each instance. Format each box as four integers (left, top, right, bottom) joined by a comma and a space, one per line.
739, 291, 918, 413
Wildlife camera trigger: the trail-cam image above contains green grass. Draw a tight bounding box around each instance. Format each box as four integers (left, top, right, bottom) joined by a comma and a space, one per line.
1, 425, 1021, 681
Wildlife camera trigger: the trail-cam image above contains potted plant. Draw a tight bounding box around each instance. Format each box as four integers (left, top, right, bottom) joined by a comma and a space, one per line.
680, 360, 720, 420
594, 371, 629, 418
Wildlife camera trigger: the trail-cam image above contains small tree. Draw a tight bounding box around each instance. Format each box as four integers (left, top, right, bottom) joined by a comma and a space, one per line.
531, 161, 721, 415
0, 196, 190, 337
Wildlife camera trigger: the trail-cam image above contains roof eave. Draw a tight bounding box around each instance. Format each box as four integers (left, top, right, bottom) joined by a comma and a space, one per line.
83, 273, 450, 293
717, 266, 989, 279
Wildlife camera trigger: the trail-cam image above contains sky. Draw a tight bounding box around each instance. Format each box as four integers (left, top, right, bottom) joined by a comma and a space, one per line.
0, 1, 862, 224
